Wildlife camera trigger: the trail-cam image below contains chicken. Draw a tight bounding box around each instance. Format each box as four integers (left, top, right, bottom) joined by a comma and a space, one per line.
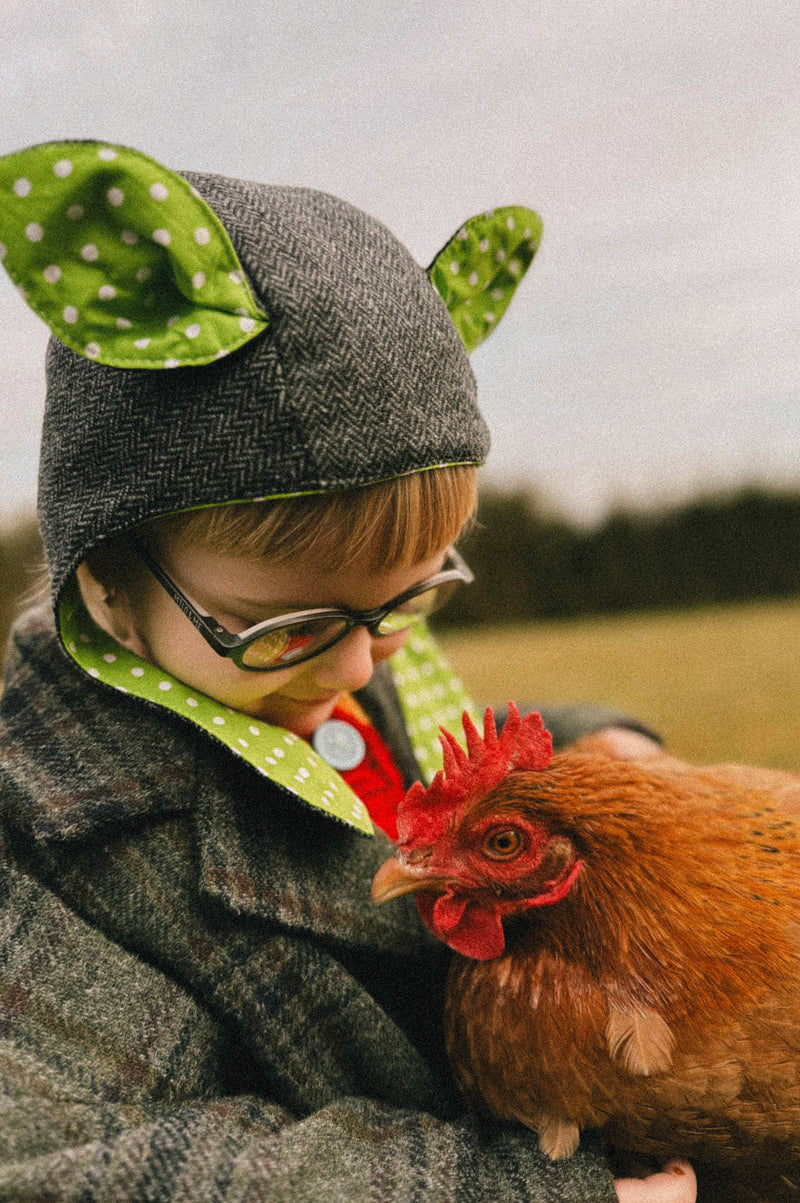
371, 705, 800, 1198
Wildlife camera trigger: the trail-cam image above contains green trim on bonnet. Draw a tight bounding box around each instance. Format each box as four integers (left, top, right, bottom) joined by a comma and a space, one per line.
429, 206, 543, 354
0, 140, 268, 369
132, 460, 482, 519
58, 579, 478, 836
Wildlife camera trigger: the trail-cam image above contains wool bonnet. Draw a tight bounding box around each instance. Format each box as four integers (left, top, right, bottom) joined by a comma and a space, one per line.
0, 140, 542, 604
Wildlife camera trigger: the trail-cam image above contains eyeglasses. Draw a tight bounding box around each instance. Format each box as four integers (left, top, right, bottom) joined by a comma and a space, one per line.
131, 540, 473, 672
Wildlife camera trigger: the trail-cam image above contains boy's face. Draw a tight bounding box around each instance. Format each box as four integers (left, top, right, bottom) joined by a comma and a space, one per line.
102, 539, 449, 737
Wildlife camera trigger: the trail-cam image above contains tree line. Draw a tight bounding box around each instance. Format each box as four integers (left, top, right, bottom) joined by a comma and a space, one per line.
435, 485, 800, 628
1, 486, 800, 657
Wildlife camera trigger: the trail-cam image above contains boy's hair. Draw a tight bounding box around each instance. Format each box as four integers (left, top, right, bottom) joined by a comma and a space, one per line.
87, 466, 477, 589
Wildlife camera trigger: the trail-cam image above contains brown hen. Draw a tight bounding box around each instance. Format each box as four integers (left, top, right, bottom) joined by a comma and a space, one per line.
371, 706, 800, 1200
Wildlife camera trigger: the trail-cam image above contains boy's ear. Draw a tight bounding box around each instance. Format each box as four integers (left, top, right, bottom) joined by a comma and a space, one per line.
0, 140, 268, 369
428, 207, 542, 353
74, 561, 150, 658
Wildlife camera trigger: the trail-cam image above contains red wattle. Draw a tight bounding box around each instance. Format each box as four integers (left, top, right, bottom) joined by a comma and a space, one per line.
416, 889, 506, 960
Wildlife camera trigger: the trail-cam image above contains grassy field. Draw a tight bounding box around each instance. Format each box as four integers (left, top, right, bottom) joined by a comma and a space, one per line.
437, 596, 800, 771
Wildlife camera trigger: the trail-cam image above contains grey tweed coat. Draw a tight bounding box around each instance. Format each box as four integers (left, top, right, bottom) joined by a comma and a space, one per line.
0, 605, 623, 1203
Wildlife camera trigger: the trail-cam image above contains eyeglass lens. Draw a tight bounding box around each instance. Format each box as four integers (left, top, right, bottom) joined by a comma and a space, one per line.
239, 581, 455, 670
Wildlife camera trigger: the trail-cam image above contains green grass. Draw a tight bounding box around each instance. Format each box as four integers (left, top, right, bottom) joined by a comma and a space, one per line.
437, 597, 800, 771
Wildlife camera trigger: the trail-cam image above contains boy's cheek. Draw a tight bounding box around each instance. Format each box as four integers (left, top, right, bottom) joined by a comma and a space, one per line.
369, 629, 411, 665
123, 612, 406, 718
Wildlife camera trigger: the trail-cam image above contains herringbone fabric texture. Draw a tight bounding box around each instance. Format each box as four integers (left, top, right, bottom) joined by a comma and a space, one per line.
0, 606, 620, 1202
39, 176, 487, 600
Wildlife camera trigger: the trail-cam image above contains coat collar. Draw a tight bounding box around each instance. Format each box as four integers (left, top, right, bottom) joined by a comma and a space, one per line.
0, 605, 443, 953
1, 604, 196, 843
2, 594, 477, 845
192, 738, 435, 953
54, 579, 478, 836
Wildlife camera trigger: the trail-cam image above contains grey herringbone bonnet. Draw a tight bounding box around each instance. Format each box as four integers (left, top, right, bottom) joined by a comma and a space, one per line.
0, 140, 541, 605
39, 173, 485, 601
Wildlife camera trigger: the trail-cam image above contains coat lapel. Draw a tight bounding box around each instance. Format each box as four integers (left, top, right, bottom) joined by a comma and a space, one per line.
192, 738, 432, 954
1, 605, 196, 842
55, 579, 479, 832
2, 605, 436, 955
57, 580, 375, 833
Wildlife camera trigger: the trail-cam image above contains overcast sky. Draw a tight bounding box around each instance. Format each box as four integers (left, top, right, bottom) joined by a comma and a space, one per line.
2, 0, 799, 524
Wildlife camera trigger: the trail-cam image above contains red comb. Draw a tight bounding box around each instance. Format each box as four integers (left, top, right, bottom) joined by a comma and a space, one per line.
397, 703, 553, 846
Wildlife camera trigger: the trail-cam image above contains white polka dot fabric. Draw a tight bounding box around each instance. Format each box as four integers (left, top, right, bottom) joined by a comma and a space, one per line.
0, 141, 268, 368
428, 207, 542, 353
57, 580, 478, 836
389, 636, 480, 782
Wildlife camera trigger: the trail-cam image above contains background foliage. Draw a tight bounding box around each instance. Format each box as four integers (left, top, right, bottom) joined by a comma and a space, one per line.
438, 486, 800, 627
0, 514, 45, 657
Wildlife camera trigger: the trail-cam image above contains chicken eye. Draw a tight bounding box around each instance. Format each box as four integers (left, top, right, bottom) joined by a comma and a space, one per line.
483, 828, 524, 860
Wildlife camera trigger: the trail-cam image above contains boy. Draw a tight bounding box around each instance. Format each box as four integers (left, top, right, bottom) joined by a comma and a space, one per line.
0, 139, 691, 1201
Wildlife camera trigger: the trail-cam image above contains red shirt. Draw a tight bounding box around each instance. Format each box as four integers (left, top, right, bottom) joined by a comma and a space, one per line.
328, 703, 405, 841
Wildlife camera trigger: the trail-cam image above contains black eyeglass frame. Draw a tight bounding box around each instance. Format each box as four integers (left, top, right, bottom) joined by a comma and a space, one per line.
131, 539, 474, 672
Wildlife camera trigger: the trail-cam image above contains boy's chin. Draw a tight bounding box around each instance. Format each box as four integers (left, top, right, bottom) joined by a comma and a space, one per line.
250, 693, 342, 738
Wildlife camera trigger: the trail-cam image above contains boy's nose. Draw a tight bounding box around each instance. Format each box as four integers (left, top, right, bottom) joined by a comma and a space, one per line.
312, 626, 376, 693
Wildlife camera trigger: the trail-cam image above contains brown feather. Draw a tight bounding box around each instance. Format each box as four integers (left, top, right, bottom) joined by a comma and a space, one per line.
605, 1006, 675, 1075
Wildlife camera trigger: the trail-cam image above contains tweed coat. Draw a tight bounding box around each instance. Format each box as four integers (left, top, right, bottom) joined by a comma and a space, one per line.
0, 604, 626, 1203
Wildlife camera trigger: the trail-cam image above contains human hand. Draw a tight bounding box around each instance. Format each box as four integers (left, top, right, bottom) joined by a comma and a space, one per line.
614, 1160, 696, 1202
568, 726, 666, 760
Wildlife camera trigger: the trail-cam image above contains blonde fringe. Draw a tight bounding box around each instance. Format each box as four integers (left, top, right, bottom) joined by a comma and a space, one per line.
141, 467, 478, 572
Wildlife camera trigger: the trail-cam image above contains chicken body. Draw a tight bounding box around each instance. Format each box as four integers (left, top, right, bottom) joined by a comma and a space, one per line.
372, 726, 800, 1195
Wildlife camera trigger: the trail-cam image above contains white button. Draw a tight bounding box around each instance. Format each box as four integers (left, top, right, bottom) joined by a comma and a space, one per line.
312, 719, 366, 771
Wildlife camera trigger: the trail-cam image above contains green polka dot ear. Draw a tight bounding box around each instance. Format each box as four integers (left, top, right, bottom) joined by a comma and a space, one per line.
0, 140, 268, 368
428, 207, 542, 354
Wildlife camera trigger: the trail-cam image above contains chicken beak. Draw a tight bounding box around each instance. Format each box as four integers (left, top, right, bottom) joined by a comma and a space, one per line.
370, 855, 451, 905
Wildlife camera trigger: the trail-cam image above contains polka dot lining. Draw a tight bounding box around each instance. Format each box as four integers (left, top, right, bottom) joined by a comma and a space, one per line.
0, 139, 269, 369
390, 633, 479, 781
56, 579, 372, 832
57, 578, 477, 834
428, 206, 543, 354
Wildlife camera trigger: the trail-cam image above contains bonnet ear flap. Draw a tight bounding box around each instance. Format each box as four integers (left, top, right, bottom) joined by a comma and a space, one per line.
0, 140, 268, 369
428, 206, 542, 353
